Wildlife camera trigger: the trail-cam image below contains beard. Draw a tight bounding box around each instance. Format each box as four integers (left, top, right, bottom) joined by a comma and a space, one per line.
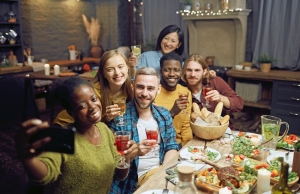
133, 94, 156, 110
186, 76, 202, 86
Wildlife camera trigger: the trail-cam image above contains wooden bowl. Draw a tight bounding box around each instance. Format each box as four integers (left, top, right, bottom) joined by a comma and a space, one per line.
239, 61, 253, 67
190, 121, 229, 140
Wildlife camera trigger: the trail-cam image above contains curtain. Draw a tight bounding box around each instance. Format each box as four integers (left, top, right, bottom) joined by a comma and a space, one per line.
252, 0, 300, 70
142, 0, 188, 58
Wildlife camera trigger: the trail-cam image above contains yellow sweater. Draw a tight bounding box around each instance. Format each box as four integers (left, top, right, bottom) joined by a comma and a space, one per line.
31, 122, 120, 194
154, 85, 193, 146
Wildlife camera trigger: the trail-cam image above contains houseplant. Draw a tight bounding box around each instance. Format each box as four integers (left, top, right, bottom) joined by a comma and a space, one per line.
82, 14, 103, 58
181, 0, 192, 10
256, 54, 277, 73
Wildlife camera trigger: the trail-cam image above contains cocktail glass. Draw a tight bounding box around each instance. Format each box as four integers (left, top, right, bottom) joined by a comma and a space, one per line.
114, 131, 131, 180
112, 97, 126, 126
202, 84, 212, 108
145, 126, 158, 146
261, 115, 289, 150
178, 91, 189, 114
131, 45, 141, 68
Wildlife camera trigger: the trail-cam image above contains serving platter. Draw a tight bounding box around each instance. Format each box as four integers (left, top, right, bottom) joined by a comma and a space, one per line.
179, 146, 221, 163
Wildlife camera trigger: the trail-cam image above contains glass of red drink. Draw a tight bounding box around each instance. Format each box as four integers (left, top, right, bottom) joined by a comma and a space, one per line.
178, 91, 189, 114
202, 84, 212, 108
114, 131, 131, 180
145, 127, 158, 146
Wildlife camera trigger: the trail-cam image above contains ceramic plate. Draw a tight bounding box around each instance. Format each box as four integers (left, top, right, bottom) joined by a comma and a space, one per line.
232, 131, 262, 141
140, 189, 174, 194
267, 152, 294, 166
179, 146, 221, 163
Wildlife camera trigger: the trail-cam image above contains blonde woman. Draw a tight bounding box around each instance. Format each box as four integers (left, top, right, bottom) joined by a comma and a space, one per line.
54, 50, 134, 126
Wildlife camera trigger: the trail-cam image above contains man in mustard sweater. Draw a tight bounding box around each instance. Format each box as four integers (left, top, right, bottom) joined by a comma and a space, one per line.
154, 52, 193, 147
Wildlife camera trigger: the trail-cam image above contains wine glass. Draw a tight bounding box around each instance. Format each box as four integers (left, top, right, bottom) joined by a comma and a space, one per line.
114, 131, 131, 180
145, 126, 159, 156
202, 84, 212, 108
112, 97, 126, 126
131, 45, 141, 68
178, 91, 189, 114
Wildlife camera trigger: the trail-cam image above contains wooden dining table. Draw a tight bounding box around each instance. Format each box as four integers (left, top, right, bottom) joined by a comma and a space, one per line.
134, 134, 272, 194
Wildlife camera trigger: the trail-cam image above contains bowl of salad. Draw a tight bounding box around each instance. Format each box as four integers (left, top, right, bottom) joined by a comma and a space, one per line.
230, 136, 262, 158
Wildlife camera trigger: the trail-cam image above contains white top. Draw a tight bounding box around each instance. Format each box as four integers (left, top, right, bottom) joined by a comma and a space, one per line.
137, 116, 161, 177
193, 90, 202, 102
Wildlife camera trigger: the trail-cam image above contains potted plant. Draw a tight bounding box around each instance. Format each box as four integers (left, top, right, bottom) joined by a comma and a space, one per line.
256, 54, 277, 73
82, 14, 103, 58
181, 0, 192, 10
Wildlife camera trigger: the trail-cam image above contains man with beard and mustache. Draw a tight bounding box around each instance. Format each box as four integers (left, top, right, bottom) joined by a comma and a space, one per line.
181, 53, 244, 114
107, 67, 178, 194
154, 52, 192, 147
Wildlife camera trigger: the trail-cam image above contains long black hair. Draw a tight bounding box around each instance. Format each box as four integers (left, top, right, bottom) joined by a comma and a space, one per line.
155, 25, 184, 56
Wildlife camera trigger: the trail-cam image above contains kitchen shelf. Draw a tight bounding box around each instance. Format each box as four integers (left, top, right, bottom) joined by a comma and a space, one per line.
0, 22, 20, 25
244, 99, 271, 110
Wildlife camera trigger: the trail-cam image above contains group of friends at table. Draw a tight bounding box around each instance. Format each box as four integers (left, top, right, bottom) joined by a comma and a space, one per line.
15, 25, 244, 194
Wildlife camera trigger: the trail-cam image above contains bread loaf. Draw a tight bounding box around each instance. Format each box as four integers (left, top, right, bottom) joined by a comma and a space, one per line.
214, 102, 223, 118
201, 107, 210, 118
203, 113, 220, 126
192, 103, 201, 115
220, 115, 230, 125
190, 112, 201, 123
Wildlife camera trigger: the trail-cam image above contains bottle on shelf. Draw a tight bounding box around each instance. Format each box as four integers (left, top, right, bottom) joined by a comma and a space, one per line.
292, 140, 300, 178
174, 166, 198, 194
271, 161, 292, 194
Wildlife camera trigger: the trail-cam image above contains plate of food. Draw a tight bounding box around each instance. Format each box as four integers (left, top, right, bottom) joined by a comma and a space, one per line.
232, 131, 262, 142
267, 153, 294, 169
179, 146, 221, 163
230, 136, 262, 158
195, 165, 257, 193
141, 190, 174, 194
276, 134, 298, 150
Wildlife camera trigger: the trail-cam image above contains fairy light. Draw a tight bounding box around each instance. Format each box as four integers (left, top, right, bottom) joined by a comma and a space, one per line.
176, 8, 244, 16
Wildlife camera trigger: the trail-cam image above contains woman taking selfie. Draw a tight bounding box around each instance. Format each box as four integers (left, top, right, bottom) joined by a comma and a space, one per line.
15, 77, 137, 193
54, 50, 134, 126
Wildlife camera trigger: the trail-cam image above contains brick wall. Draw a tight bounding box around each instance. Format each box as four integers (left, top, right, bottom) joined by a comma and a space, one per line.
20, 0, 128, 61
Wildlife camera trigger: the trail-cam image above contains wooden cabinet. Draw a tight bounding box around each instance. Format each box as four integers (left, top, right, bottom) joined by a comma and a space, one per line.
0, 0, 24, 64
271, 80, 300, 135
226, 69, 300, 135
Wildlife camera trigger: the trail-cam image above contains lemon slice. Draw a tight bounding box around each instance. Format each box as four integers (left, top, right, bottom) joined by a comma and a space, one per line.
237, 184, 249, 193
133, 47, 141, 55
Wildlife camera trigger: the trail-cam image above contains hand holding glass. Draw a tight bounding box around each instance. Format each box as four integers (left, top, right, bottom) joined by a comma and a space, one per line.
131, 45, 141, 68
202, 84, 212, 108
114, 131, 131, 180
178, 91, 189, 114
145, 126, 158, 146
112, 97, 126, 126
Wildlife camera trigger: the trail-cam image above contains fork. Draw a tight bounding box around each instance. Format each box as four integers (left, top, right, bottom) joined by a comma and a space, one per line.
162, 179, 169, 194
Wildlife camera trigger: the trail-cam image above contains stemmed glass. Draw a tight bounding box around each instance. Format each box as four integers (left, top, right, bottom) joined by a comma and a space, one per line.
178, 91, 189, 114
112, 97, 127, 126
114, 131, 131, 180
131, 45, 141, 68
202, 84, 212, 108
145, 126, 159, 156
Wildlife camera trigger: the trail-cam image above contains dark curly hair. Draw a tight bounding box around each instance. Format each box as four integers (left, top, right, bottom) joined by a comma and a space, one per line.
159, 52, 182, 69
50, 77, 93, 111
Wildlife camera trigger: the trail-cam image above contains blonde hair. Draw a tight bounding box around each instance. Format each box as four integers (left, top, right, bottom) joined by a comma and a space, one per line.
181, 53, 210, 84
135, 67, 160, 84
92, 49, 133, 110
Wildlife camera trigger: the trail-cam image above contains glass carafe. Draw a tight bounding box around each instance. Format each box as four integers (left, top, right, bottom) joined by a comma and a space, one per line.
174, 166, 198, 194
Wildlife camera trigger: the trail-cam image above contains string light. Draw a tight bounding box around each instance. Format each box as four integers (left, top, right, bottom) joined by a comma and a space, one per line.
176, 8, 244, 16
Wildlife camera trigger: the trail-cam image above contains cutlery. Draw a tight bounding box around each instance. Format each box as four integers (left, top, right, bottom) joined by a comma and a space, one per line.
162, 179, 169, 194
203, 141, 207, 154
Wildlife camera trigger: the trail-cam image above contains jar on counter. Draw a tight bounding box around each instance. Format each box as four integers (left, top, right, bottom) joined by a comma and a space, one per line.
8, 11, 16, 23
0, 33, 6, 45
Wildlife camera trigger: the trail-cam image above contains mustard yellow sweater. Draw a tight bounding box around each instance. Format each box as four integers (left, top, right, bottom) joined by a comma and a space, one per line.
154, 85, 193, 146
31, 122, 120, 194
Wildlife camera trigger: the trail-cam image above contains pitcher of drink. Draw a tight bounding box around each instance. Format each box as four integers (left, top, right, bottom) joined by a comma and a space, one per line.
261, 115, 289, 150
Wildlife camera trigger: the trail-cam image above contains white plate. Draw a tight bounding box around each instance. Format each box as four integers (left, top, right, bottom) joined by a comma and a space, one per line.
141, 189, 174, 194
267, 152, 294, 166
232, 131, 262, 141
179, 146, 221, 163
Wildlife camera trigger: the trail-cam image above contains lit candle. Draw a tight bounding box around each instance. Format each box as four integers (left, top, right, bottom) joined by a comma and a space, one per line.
219, 187, 232, 194
54, 65, 60, 76
257, 168, 271, 194
44, 64, 50, 76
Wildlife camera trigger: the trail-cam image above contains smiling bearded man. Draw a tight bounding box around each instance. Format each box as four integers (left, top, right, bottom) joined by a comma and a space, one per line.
154, 52, 193, 147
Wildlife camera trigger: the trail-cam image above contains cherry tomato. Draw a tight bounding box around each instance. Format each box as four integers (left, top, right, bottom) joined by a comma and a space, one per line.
83, 64, 90, 71
239, 154, 245, 160
272, 169, 279, 176
270, 172, 275, 178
